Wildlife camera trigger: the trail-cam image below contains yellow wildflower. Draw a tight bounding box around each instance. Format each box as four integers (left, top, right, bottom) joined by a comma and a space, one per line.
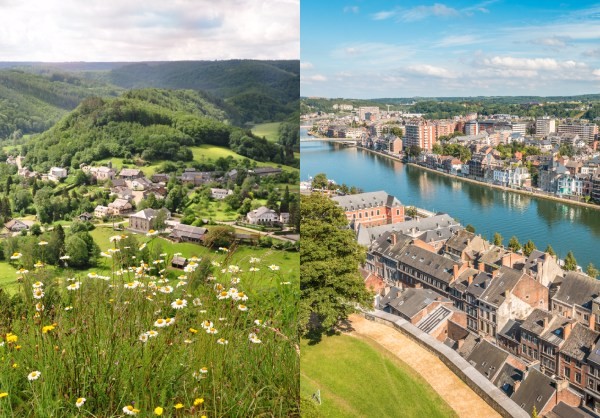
154, 406, 164, 415
174, 403, 184, 409
193, 398, 204, 406
6, 333, 17, 343
0, 392, 7, 398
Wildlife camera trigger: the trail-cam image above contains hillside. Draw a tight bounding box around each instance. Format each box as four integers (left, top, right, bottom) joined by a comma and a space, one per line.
105, 60, 299, 124
23, 88, 296, 171
0, 70, 121, 138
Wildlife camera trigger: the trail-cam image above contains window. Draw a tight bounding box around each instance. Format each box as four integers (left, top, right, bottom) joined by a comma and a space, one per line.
576, 372, 581, 384
589, 378, 594, 389
564, 367, 570, 379
377, 210, 380, 215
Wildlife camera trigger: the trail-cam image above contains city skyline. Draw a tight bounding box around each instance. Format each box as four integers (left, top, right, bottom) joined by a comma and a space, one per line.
0, 0, 299, 61
301, 0, 600, 98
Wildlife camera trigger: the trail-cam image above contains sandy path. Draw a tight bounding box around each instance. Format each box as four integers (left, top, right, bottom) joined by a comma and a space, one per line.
348, 314, 501, 418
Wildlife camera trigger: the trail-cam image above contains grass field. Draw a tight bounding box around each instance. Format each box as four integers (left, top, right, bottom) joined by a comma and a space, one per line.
190, 145, 299, 174
301, 334, 457, 418
252, 122, 281, 142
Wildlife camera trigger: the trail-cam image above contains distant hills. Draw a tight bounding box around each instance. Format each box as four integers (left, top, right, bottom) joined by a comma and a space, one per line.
23, 88, 295, 171
0, 70, 121, 138
0, 60, 299, 134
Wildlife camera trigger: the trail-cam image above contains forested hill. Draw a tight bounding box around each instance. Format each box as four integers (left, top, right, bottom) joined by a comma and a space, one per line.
23, 89, 297, 172
0, 70, 121, 138
105, 60, 299, 124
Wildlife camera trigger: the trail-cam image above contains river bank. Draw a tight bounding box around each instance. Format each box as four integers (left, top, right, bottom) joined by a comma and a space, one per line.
355, 145, 600, 212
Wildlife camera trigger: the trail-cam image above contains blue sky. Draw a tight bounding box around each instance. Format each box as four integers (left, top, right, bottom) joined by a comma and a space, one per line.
301, 1, 600, 98
0, 1, 299, 61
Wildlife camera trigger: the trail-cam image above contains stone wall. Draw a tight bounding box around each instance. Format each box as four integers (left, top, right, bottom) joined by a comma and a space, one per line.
362, 309, 529, 418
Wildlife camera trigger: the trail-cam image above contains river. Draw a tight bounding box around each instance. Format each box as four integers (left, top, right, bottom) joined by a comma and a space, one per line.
300, 128, 600, 268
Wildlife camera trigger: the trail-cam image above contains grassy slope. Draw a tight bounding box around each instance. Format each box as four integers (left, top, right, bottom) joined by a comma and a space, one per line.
252, 122, 281, 142
0, 225, 298, 294
301, 334, 457, 418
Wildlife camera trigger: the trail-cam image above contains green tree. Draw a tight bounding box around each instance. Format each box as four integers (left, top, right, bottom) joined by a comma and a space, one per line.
545, 244, 556, 257
523, 240, 536, 257
30, 223, 42, 236
407, 145, 422, 158
465, 224, 476, 233
493, 232, 503, 246
300, 194, 373, 338
564, 251, 578, 271
65, 235, 90, 268
507, 236, 521, 252
311, 173, 328, 190
586, 263, 599, 279
406, 206, 418, 218
203, 226, 236, 248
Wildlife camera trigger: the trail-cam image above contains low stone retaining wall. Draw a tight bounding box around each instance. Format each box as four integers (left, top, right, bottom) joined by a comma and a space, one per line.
362, 310, 529, 418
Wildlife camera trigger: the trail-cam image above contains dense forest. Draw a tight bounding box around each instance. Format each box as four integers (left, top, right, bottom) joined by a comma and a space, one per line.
0, 70, 121, 138
23, 89, 296, 171
103, 60, 299, 124
301, 95, 600, 121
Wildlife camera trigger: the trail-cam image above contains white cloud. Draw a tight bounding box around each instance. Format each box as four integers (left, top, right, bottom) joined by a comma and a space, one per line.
302, 74, 327, 82
0, 0, 299, 61
593, 69, 600, 78
343, 6, 359, 14
407, 64, 457, 78
481, 56, 586, 71
300, 61, 314, 69
435, 35, 482, 47
402, 3, 459, 22
531, 36, 571, 48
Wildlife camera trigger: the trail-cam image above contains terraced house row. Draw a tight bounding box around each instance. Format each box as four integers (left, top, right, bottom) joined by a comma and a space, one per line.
338, 190, 600, 415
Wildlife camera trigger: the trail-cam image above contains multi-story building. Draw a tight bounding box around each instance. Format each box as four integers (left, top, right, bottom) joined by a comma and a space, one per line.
465, 121, 479, 136
404, 120, 435, 151
358, 106, 380, 121
536, 117, 556, 138
559, 323, 599, 391
492, 166, 531, 187
332, 191, 404, 230
558, 121, 598, 145
551, 272, 600, 325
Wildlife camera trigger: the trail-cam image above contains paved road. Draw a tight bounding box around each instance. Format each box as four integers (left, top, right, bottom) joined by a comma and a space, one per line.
348, 314, 501, 418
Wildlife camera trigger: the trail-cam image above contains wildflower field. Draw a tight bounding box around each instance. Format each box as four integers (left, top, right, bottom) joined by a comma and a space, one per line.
0, 234, 300, 417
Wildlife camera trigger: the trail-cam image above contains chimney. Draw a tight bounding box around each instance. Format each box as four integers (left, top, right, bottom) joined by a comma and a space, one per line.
478, 262, 485, 272
590, 313, 596, 331
513, 380, 521, 394
453, 264, 459, 281
543, 317, 548, 329
468, 275, 474, 286
391, 233, 397, 245
563, 323, 572, 340
414, 282, 422, 289
492, 269, 500, 279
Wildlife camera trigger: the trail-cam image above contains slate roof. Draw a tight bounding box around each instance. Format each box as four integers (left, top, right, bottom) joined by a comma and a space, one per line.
560, 322, 600, 362
449, 268, 481, 294
466, 340, 509, 381
479, 266, 524, 307
478, 246, 510, 267
511, 368, 556, 416
169, 224, 207, 240
493, 363, 523, 397
498, 319, 522, 343
545, 402, 594, 418
332, 191, 402, 211
553, 272, 600, 310
382, 288, 449, 320
457, 333, 480, 358
521, 309, 572, 346
119, 168, 142, 177
131, 208, 160, 220
445, 230, 476, 253
397, 244, 461, 284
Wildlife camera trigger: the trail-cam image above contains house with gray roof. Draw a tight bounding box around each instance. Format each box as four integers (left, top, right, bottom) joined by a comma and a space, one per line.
513, 249, 563, 287
246, 206, 279, 225
379, 287, 453, 326
552, 272, 600, 325
511, 368, 559, 416
332, 190, 404, 230
559, 322, 599, 391
466, 339, 510, 382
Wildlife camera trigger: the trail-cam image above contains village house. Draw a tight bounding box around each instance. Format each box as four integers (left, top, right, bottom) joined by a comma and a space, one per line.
168, 224, 207, 244
558, 323, 600, 392
108, 198, 133, 215
94, 205, 111, 219
4, 219, 29, 232
128, 208, 171, 232
85, 166, 116, 181
48, 167, 68, 182
119, 168, 144, 180
513, 250, 563, 287
210, 188, 233, 200
179, 169, 214, 186
246, 206, 279, 225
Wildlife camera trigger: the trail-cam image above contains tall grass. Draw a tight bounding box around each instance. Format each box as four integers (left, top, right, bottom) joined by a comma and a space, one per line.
0, 236, 299, 417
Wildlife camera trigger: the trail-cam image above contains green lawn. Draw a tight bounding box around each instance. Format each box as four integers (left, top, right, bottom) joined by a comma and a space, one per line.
1, 223, 298, 295
252, 122, 281, 142
190, 145, 299, 174
301, 334, 457, 418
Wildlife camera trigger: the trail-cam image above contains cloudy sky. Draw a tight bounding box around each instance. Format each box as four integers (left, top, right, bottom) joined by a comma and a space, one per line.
0, 0, 299, 61
301, 0, 600, 98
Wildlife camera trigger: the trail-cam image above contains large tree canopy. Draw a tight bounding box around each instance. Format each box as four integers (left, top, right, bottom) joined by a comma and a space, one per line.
300, 194, 372, 338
